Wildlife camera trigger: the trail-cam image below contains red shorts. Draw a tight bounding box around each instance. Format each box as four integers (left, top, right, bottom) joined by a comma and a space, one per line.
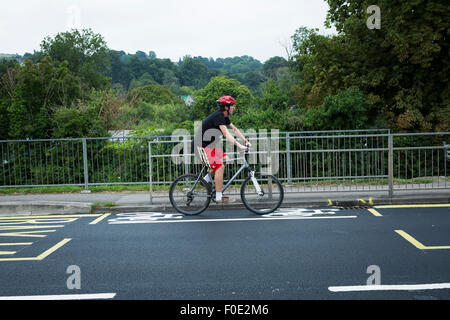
203, 147, 226, 171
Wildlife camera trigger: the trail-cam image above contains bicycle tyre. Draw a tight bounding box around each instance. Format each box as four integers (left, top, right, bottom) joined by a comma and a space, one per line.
169, 174, 211, 215
240, 173, 284, 215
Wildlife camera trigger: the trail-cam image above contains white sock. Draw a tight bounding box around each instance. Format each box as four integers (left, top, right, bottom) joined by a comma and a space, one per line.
215, 192, 222, 201
203, 174, 212, 183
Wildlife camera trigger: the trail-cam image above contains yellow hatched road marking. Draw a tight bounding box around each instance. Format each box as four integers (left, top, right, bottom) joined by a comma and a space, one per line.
36, 238, 72, 259
367, 208, 383, 217
0, 243, 33, 246
395, 230, 450, 250
0, 238, 71, 262
0, 242, 32, 254
0, 214, 80, 261
0, 218, 78, 225
0, 225, 65, 230
0, 226, 64, 238
0, 214, 101, 220
0, 251, 16, 255
89, 213, 111, 225
0, 230, 56, 238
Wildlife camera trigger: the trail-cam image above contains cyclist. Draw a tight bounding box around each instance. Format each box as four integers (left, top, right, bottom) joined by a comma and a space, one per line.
193, 95, 251, 204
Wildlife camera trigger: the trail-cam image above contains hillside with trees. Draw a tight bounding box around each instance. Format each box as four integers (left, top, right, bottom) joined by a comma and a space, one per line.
0, 0, 448, 141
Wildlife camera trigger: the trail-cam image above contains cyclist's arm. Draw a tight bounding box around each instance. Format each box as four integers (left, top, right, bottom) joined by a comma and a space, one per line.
219, 125, 246, 149
228, 123, 251, 146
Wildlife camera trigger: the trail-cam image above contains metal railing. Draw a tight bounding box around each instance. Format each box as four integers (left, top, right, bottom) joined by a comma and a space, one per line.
1, 130, 448, 199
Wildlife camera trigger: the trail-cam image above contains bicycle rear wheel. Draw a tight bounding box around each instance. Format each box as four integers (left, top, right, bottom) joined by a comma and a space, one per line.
169, 174, 211, 215
240, 173, 284, 215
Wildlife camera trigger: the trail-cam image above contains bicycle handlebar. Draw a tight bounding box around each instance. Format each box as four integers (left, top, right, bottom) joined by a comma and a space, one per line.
244, 143, 251, 160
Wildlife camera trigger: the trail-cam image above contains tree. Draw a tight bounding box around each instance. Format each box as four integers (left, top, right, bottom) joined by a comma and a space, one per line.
241, 71, 266, 93
119, 84, 188, 129
191, 75, 253, 120
290, 1, 450, 132
0, 58, 17, 76
127, 102, 189, 129
257, 80, 289, 110
108, 50, 133, 90
262, 56, 288, 79
179, 56, 210, 88
127, 84, 183, 105
129, 73, 157, 90
40, 28, 111, 90
0, 59, 18, 138
87, 89, 135, 131
219, 56, 263, 73
135, 51, 147, 59
1, 57, 83, 139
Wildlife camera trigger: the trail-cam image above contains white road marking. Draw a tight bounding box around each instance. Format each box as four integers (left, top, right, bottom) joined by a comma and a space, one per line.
265, 208, 341, 217
328, 283, 450, 292
108, 208, 353, 224
109, 215, 357, 224
108, 212, 183, 224
0, 293, 116, 300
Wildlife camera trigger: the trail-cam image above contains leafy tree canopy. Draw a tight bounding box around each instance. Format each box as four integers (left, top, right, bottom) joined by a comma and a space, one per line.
40, 28, 111, 90
290, 0, 450, 132
191, 75, 253, 120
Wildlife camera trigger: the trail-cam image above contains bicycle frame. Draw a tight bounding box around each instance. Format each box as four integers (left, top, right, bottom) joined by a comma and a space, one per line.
191, 150, 261, 196
221, 156, 251, 193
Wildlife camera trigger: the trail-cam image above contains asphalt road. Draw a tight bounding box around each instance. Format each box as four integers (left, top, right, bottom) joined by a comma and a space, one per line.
0, 204, 449, 303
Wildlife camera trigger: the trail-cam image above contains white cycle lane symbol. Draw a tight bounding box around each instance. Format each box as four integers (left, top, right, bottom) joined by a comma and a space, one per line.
263, 208, 341, 217
107, 208, 344, 224
108, 212, 184, 224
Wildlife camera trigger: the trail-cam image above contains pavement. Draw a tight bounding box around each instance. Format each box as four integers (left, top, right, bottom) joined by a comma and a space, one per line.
0, 187, 448, 216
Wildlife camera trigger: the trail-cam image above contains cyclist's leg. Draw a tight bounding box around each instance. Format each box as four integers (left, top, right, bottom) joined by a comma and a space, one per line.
214, 164, 225, 199
203, 147, 229, 202
214, 159, 234, 202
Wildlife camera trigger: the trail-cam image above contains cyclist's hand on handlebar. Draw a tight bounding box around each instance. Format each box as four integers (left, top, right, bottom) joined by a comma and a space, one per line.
238, 143, 248, 151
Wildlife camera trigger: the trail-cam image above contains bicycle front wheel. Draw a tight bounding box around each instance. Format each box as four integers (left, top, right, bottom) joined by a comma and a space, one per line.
169, 174, 211, 215
240, 173, 284, 215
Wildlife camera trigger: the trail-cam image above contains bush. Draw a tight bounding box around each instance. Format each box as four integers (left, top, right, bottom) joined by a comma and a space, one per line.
303, 87, 369, 130
52, 105, 109, 138
127, 84, 183, 105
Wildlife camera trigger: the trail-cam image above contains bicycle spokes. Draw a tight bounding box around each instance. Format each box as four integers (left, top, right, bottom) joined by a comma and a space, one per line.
241, 173, 284, 215
169, 174, 211, 215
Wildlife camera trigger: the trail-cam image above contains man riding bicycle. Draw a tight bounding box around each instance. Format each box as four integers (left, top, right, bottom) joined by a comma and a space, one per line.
193, 96, 251, 204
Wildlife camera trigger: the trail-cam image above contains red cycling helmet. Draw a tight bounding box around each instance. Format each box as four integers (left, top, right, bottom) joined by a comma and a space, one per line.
216, 96, 236, 105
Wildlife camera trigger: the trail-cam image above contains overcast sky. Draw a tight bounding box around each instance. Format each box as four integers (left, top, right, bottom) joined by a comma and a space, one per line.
1, 0, 335, 63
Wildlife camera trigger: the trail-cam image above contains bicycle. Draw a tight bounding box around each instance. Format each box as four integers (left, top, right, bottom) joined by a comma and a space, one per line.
169, 145, 284, 215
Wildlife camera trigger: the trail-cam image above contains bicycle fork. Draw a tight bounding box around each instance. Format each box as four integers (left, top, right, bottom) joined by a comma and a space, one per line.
249, 170, 264, 196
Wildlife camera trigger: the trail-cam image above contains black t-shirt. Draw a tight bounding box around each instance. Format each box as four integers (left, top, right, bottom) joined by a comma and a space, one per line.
192, 110, 231, 152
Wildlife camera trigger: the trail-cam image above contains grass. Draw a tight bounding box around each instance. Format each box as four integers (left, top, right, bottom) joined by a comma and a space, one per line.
91, 202, 118, 210
0, 177, 448, 195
